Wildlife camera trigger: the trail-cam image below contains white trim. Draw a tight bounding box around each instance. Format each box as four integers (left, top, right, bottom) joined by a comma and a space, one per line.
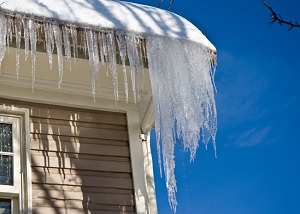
0, 116, 20, 194
141, 98, 154, 134
143, 132, 158, 213
0, 106, 32, 214
127, 111, 157, 214
0, 83, 138, 113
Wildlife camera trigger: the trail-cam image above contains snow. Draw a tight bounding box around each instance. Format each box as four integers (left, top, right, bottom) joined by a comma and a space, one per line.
0, 0, 217, 212
0, 0, 215, 51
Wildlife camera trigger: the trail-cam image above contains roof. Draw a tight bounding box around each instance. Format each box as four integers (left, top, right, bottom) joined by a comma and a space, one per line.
0, 0, 216, 52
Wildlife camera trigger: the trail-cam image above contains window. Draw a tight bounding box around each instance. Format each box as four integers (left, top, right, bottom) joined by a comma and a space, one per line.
0, 107, 31, 214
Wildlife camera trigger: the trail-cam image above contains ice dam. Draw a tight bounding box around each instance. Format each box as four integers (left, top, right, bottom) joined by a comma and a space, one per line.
0, 0, 217, 211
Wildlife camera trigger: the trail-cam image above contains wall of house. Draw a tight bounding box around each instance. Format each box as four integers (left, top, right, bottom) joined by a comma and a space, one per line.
0, 98, 136, 213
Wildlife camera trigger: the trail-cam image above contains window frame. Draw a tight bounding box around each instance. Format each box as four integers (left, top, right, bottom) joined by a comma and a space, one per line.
0, 116, 21, 194
0, 106, 32, 214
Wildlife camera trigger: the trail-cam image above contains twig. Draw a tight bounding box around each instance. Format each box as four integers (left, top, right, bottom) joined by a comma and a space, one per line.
158, 0, 163, 8
262, 0, 300, 30
167, 0, 174, 10
158, 0, 174, 10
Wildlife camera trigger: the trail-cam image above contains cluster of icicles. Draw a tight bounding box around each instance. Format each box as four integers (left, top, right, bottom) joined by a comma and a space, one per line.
0, 13, 217, 212
0, 13, 147, 102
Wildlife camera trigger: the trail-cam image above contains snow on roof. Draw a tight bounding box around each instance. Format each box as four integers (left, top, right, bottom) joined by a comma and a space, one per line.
0, 0, 216, 52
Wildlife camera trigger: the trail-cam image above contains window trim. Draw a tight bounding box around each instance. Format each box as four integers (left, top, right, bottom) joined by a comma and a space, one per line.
0, 106, 32, 214
0, 116, 21, 194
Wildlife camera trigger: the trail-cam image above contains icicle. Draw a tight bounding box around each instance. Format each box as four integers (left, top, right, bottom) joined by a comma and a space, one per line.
92, 31, 100, 84
0, 14, 7, 71
146, 36, 217, 212
62, 26, 71, 71
126, 33, 141, 103
70, 27, 78, 60
86, 29, 96, 99
15, 16, 22, 80
6, 16, 13, 51
44, 22, 54, 70
100, 31, 109, 76
136, 38, 145, 101
52, 23, 64, 88
28, 19, 37, 89
22, 18, 29, 61
138, 38, 145, 73
82, 29, 87, 58
98, 32, 105, 66
116, 31, 129, 103
107, 31, 118, 101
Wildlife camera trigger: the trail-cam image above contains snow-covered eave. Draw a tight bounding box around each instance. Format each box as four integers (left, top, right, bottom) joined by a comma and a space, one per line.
0, 0, 216, 54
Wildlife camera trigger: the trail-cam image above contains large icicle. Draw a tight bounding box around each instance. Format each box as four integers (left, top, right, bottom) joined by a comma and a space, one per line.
146, 36, 217, 212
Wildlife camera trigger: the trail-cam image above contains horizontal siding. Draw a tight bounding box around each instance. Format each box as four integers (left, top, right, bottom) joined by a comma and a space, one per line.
32, 189, 134, 205
32, 183, 134, 194
31, 136, 130, 157
30, 119, 128, 141
0, 99, 136, 213
32, 208, 135, 214
32, 203, 135, 214
31, 152, 132, 174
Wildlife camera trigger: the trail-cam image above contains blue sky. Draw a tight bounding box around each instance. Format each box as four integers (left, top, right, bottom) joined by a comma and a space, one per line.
130, 0, 300, 213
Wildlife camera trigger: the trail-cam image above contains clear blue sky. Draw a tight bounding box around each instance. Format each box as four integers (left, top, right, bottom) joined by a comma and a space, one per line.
130, 0, 300, 213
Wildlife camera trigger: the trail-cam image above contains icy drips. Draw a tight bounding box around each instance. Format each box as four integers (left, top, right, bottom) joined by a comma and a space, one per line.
62, 25, 71, 71
15, 16, 22, 79
86, 29, 98, 99
147, 36, 217, 212
44, 22, 54, 70
22, 18, 29, 61
0, 14, 217, 212
116, 31, 129, 102
0, 14, 7, 71
28, 19, 36, 88
52, 23, 63, 88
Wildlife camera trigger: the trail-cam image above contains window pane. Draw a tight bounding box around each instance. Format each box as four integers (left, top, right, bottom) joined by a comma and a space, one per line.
0, 198, 11, 214
0, 155, 13, 185
0, 123, 12, 153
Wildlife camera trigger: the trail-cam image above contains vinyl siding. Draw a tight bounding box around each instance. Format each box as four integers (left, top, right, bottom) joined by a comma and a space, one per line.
0, 98, 136, 214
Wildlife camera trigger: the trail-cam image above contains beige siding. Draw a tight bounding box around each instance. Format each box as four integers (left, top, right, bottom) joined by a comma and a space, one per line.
0, 99, 136, 213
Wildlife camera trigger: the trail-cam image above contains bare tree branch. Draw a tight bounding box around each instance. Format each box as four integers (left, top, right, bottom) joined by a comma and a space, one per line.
158, 0, 163, 8
167, 0, 174, 10
262, 0, 300, 30
158, 0, 174, 10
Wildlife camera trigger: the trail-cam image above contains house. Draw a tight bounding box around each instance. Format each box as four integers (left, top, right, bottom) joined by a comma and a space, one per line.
0, 0, 217, 213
